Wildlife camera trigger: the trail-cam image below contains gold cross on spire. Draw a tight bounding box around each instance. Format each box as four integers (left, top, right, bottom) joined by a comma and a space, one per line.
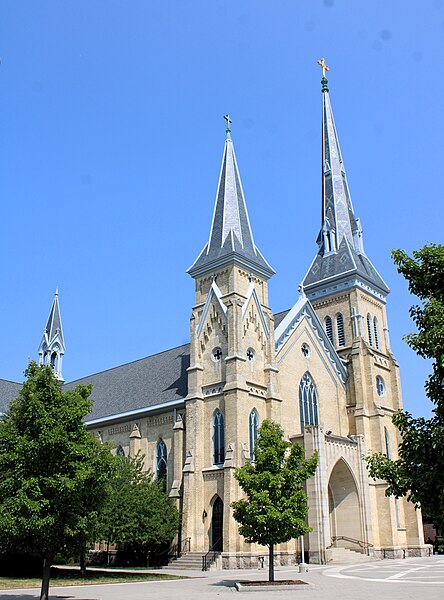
317, 57, 329, 78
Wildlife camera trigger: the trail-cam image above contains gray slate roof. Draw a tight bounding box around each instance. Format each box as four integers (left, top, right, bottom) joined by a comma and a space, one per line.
0, 379, 22, 414
65, 343, 190, 422
303, 236, 389, 295
188, 137, 275, 280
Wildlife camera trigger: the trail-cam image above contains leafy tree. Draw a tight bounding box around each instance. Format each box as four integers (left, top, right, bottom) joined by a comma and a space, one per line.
0, 362, 114, 600
232, 420, 318, 582
100, 453, 179, 566
366, 244, 444, 532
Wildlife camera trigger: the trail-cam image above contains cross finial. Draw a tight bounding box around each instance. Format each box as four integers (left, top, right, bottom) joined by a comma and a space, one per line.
317, 57, 329, 78
224, 114, 232, 140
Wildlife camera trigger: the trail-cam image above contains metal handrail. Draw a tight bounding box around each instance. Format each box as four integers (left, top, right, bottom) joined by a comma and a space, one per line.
331, 535, 374, 550
202, 539, 222, 571
168, 536, 191, 560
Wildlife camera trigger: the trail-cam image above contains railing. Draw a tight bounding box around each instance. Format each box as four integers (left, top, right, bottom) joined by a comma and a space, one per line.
202, 539, 222, 571
168, 537, 191, 561
331, 535, 374, 553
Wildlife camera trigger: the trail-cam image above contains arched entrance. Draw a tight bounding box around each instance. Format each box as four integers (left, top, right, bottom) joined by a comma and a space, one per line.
211, 496, 223, 551
328, 459, 362, 549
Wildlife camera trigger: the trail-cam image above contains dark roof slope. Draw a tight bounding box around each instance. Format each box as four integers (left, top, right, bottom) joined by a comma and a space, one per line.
0, 379, 22, 414
65, 343, 190, 422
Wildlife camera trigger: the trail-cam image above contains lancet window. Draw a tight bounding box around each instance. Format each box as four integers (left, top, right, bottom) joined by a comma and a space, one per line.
336, 313, 345, 347
213, 410, 225, 465
367, 313, 374, 347
324, 316, 334, 345
373, 317, 380, 349
156, 439, 167, 480
249, 410, 259, 463
299, 373, 319, 430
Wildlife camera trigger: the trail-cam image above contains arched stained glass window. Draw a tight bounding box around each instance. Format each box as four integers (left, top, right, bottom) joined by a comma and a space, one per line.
213, 410, 225, 465
299, 373, 319, 430
373, 317, 380, 349
384, 427, 391, 459
324, 316, 334, 345
116, 445, 125, 457
156, 439, 167, 480
249, 410, 259, 463
367, 313, 374, 347
336, 313, 345, 347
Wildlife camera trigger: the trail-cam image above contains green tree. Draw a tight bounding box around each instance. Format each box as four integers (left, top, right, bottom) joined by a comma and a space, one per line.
100, 453, 179, 566
0, 362, 114, 600
232, 420, 318, 582
366, 244, 444, 532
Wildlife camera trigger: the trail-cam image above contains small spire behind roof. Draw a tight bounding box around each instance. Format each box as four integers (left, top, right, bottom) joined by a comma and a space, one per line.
38, 289, 66, 381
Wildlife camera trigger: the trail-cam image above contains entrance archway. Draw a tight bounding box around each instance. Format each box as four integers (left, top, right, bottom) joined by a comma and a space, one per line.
211, 496, 223, 551
328, 459, 362, 549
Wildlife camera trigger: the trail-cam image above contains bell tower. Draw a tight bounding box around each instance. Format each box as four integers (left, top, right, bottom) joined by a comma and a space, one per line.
302, 63, 422, 550
182, 117, 279, 556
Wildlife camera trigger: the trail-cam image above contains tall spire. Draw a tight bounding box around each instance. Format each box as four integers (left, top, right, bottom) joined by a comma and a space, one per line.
318, 58, 357, 253
38, 289, 66, 381
188, 118, 274, 279
303, 62, 389, 301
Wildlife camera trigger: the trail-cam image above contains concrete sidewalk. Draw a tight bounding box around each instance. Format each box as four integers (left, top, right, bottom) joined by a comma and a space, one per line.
1, 556, 443, 600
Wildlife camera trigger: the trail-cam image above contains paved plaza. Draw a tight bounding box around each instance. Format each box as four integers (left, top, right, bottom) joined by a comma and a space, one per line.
1, 556, 443, 600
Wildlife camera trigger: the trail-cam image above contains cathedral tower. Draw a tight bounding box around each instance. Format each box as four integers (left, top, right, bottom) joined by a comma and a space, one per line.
183, 117, 279, 558
302, 63, 423, 552
38, 289, 65, 381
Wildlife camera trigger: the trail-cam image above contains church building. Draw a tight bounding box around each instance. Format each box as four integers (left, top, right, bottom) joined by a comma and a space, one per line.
0, 67, 428, 567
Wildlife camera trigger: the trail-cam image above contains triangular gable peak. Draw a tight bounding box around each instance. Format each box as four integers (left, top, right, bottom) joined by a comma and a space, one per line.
275, 293, 347, 387
196, 280, 228, 339
242, 281, 269, 338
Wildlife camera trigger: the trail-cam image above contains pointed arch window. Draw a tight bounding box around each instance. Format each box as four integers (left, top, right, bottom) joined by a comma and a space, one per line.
336, 313, 345, 347
373, 317, 380, 349
156, 439, 167, 481
213, 410, 225, 465
367, 313, 374, 346
249, 410, 259, 463
299, 373, 319, 430
324, 316, 334, 345
116, 445, 125, 457
384, 427, 391, 459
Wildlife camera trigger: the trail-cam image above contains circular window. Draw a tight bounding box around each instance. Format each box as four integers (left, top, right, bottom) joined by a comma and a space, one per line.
301, 343, 310, 358
376, 376, 385, 397
246, 348, 255, 361
212, 347, 223, 361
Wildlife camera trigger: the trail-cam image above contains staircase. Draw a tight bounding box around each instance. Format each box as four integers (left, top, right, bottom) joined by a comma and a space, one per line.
330, 547, 373, 563
168, 552, 207, 570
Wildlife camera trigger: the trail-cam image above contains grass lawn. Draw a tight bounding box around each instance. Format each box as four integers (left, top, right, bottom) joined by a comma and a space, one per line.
0, 568, 184, 590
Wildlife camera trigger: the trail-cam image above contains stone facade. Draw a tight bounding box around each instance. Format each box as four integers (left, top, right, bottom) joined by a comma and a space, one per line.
0, 75, 429, 568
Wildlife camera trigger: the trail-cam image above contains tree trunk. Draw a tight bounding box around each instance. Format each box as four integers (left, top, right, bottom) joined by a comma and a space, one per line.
80, 550, 86, 577
268, 544, 274, 582
40, 554, 52, 600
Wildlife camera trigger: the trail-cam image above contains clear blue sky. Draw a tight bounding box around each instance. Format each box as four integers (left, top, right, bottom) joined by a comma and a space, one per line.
0, 1, 441, 418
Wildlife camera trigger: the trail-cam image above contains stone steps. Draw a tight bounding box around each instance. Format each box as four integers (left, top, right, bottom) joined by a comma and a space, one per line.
330, 547, 374, 563
168, 552, 205, 570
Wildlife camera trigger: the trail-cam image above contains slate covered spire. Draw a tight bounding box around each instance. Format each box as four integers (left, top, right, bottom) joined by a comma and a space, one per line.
188, 118, 274, 280
38, 289, 66, 381
303, 66, 389, 300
